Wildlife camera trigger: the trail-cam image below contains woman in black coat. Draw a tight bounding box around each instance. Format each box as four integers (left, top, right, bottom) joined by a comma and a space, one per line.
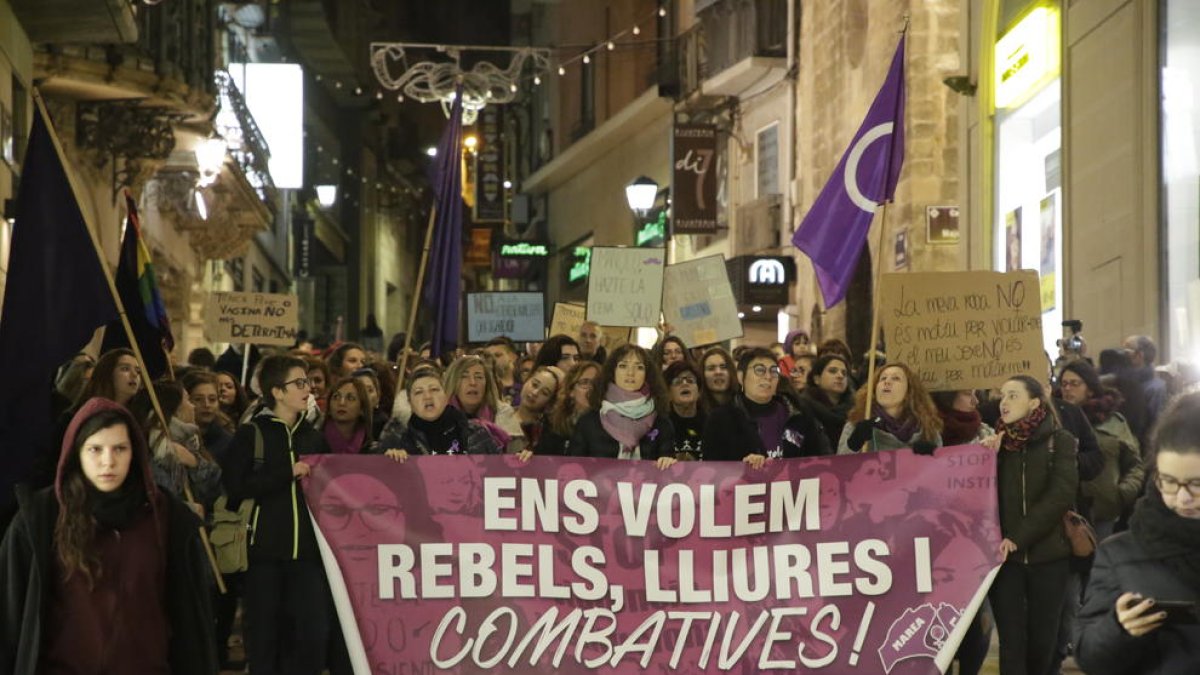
569, 344, 676, 469
1075, 392, 1200, 674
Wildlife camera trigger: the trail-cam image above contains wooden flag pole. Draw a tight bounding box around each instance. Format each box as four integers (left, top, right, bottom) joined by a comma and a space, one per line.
863, 200, 892, 418
32, 91, 227, 594
396, 204, 438, 392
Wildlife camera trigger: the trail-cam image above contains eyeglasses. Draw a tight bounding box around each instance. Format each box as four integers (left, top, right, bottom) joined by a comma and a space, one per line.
671, 375, 698, 386
1155, 475, 1200, 498
750, 364, 782, 378
318, 503, 402, 531
283, 377, 311, 390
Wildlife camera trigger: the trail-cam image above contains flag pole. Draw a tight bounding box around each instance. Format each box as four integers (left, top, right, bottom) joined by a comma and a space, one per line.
32, 91, 227, 594
863, 16, 908, 420
397, 204, 439, 392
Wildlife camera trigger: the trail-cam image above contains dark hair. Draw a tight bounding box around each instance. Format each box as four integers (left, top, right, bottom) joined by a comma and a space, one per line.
1098, 348, 1134, 376
663, 360, 703, 388
1127, 335, 1158, 365
549, 361, 602, 436
325, 376, 374, 440
1003, 374, 1061, 426
807, 354, 850, 388
817, 338, 853, 362
407, 367, 444, 395
736, 347, 778, 374
1060, 360, 1106, 400
129, 379, 184, 429
327, 342, 367, 377
305, 356, 332, 392
186, 347, 216, 369
653, 336, 690, 369
76, 348, 136, 406
534, 334, 580, 370
386, 332, 408, 363
590, 344, 668, 416
485, 336, 519, 356
259, 355, 307, 407
182, 369, 218, 393
1152, 391, 1200, 456
56, 409, 144, 588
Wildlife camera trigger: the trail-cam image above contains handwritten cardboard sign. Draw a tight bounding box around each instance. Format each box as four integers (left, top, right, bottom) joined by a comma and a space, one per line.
663, 254, 742, 347
205, 292, 299, 346
880, 271, 1045, 391
465, 292, 545, 343
586, 247, 665, 327
548, 302, 632, 351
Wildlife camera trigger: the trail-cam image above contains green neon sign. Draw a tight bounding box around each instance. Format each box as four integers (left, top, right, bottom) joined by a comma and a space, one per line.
499, 242, 549, 257
568, 247, 591, 284
636, 210, 668, 247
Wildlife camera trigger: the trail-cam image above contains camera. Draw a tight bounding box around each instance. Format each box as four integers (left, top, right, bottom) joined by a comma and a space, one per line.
1058, 320, 1085, 356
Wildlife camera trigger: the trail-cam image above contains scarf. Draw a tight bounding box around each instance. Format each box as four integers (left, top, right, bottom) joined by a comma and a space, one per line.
939, 408, 982, 446
872, 403, 919, 444
995, 404, 1048, 452
450, 396, 495, 423
449, 397, 511, 449
599, 384, 657, 459
87, 476, 149, 531
410, 406, 468, 455
324, 422, 367, 454
1129, 485, 1200, 590
1080, 390, 1123, 427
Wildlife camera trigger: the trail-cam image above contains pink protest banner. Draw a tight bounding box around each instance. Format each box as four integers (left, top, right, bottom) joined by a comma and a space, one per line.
302, 446, 1001, 675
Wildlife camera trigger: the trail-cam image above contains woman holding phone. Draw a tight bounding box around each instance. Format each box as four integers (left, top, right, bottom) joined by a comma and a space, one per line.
1075, 392, 1200, 674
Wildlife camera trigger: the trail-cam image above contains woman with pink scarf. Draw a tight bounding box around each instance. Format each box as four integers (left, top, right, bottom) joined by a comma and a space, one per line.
569, 344, 677, 469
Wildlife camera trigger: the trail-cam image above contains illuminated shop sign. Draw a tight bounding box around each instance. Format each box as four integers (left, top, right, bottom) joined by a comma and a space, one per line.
994, 6, 1061, 110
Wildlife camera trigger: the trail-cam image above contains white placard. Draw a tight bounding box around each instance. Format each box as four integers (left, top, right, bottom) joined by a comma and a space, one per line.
586, 247, 666, 327
663, 254, 743, 347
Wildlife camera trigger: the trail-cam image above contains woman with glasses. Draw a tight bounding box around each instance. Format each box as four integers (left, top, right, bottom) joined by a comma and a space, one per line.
665, 361, 706, 460
839, 363, 942, 455
699, 347, 738, 409
1075, 391, 1200, 674
537, 362, 600, 456
569, 345, 676, 468
801, 354, 855, 450
221, 355, 335, 675
1058, 360, 1145, 539
702, 347, 831, 467
322, 377, 375, 455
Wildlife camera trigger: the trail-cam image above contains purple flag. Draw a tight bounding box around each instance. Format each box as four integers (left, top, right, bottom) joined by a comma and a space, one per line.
793, 36, 906, 308
423, 87, 465, 357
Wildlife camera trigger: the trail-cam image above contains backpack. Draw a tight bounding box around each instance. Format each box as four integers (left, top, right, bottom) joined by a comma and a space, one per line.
209, 423, 262, 575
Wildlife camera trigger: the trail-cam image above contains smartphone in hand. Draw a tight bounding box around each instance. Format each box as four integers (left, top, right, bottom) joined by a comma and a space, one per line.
1154, 600, 1197, 625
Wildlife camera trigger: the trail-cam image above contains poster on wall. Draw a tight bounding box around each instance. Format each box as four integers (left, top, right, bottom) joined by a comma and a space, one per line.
1005, 207, 1023, 272
1039, 193, 1057, 311
894, 229, 910, 270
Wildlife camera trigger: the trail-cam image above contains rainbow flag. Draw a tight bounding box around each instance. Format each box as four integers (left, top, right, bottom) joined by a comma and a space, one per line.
101, 191, 174, 377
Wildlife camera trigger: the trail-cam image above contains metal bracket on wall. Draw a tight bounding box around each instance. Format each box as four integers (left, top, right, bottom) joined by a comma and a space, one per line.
75, 100, 189, 201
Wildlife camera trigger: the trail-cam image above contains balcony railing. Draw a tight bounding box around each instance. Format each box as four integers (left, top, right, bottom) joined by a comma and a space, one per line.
215, 70, 278, 210
699, 0, 788, 75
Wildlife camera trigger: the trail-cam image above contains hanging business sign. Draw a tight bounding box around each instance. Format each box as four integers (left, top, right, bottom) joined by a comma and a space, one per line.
473, 106, 506, 222
566, 246, 591, 286
294, 215, 313, 278
635, 210, 668, 248
727, 255, 796, 307
672, 124, 719, 235
498, 241, 549, 258
994, 6, 1061, 110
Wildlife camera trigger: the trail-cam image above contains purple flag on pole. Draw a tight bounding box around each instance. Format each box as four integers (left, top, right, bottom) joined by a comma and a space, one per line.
793, 36, 906, 308
423, 87, 465, 357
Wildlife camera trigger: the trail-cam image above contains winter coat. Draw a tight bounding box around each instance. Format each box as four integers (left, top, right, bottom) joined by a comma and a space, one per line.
222, 408, 329, 562
836, 422, 943, 454
0, 398, 216, 675
150, 416, 223, 509
376, 413, 502, 456
704, 395, 830, 461
569, 410, 675, 460
995, 413, 1079, 564
800, 388, 855, 450
1074, 531, 1200, 674
1084, 415, 1145, 523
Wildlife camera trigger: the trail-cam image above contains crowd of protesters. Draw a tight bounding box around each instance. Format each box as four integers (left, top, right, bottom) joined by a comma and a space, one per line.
1, 319, 1198, 674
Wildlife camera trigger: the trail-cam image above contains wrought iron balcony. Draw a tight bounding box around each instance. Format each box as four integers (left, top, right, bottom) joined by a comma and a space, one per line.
214, 70, 277, 212
674, 0, 790, 100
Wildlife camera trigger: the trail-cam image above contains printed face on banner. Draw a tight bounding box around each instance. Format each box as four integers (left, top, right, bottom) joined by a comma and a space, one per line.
304, 448, 1002, 675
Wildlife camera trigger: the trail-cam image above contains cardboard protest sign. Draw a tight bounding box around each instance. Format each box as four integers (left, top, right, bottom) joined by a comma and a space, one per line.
586, 247, 665, 327
880, 270, 1045, 391
548, 302, 632, 350
204, 292, 299, 346
305, 448, 1001, 674
466, 292, 545, 342
663, 254, 742, 347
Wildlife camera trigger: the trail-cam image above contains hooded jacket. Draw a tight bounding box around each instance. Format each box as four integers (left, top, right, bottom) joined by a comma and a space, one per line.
0, 398, 216, 675
222, 406, 329, 562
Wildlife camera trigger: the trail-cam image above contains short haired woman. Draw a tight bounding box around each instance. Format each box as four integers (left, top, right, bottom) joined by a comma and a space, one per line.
378, 367, 503, 459
802, 354, 855, 450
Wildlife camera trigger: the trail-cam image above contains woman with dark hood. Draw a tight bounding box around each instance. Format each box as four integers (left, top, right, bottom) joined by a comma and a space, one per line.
0, 398, 216, 674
